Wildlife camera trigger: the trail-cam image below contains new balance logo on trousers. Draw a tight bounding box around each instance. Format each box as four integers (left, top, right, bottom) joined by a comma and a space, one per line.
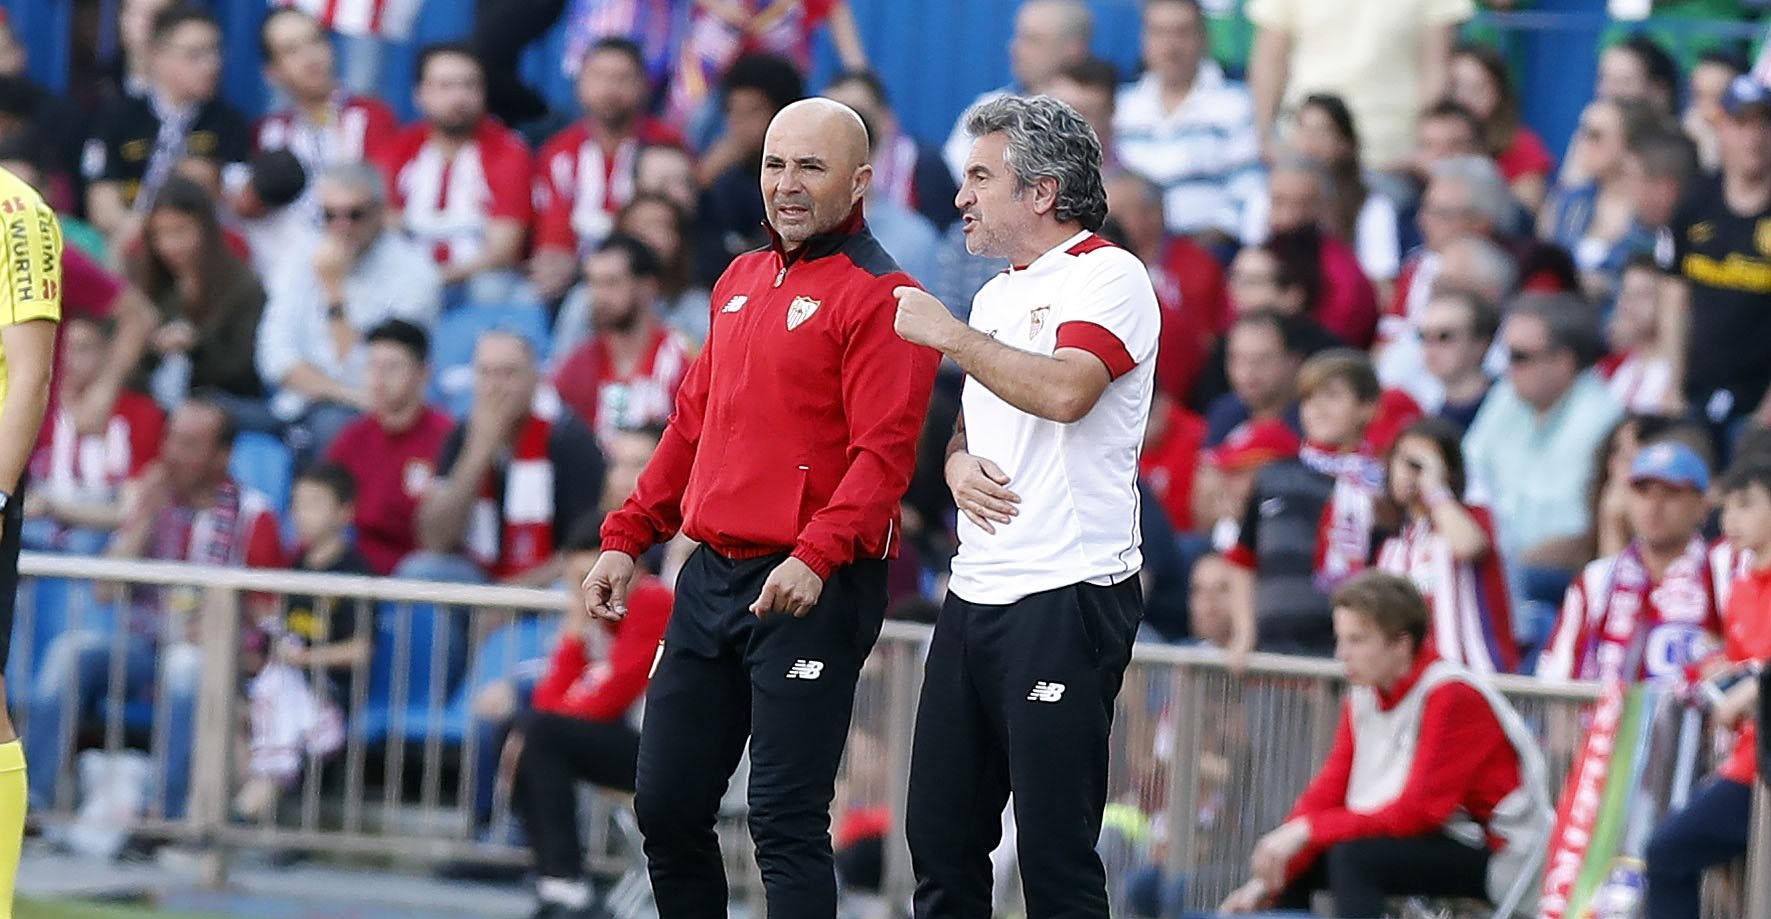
1027, 681, 1066, 702
786, 659, 825, 680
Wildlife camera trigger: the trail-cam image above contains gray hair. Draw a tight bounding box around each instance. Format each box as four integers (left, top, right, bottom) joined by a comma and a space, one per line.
1025, 0, 1094, 42
1507, 292, 1605, 370
1440, 235, 1519, 300
1428, 156, 1513, 229
964, 94, 1108, 232
1268, 152, 1336, 207
317, 161, 388, 208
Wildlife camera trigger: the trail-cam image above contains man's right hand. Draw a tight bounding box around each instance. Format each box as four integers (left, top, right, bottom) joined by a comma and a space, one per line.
582, 550, 637, 621
1219, 878, 1270, 914
945, 451, 1020, 534
466, 386, 528, 452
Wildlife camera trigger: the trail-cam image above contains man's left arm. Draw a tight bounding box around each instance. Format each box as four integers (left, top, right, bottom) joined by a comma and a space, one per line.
792, 281, 942, 581
895, 251, 1159, 424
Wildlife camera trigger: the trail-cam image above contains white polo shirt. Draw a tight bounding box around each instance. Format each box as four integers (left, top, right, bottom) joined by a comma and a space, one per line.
948, 231, 1161, 606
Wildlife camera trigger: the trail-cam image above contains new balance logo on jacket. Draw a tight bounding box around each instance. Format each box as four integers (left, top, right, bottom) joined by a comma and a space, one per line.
785, 660, 825, 680
1027, 681, 1066, 703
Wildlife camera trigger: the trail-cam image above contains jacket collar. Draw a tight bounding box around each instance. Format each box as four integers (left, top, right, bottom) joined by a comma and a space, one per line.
1375, 647, 1439, 711
767, 202, 867, 266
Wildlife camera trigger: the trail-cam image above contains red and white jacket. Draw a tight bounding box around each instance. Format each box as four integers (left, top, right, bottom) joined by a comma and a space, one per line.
1287, 652, 1553, 913
255, 93, 398, 176
1377, 508, 1519, 674
30, 391, 163, 506
532, 576, 673, 723
551, 324, 692, 446
533, 118, 681, 256
375, 117, 533, 270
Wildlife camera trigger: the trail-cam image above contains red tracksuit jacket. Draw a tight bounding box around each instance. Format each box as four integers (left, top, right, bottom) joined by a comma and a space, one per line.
600, 206, 939, 578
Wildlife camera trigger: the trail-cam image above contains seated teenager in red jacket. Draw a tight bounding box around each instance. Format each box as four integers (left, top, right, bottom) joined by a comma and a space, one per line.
1221, 572, 1553, 918
512, 517, 672, 919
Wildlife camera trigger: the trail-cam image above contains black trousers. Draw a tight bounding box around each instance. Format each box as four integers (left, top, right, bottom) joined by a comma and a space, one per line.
1278, 833, 1490, 918
0, 482, 23, 670
513, 710, 642, 880
906, 579, 1143, 919
634, 547, 885, 918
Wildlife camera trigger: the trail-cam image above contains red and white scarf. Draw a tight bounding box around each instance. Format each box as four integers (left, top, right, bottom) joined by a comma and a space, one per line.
1577, 537, 1719, 684
43, 410, 135, 504
466, 416, 556, 580
1300, 442, 1384, 591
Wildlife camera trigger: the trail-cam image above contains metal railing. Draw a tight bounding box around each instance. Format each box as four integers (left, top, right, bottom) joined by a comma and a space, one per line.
12, 552, 1766, 916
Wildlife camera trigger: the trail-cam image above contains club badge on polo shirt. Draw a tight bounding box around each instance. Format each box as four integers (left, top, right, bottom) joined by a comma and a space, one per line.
1027, 305, 1050, 339
721, 294, 748, 313
787, 295, 821, 330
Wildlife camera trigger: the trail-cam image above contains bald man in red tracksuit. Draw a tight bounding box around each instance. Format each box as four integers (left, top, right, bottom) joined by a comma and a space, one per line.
587, 189, 938, 914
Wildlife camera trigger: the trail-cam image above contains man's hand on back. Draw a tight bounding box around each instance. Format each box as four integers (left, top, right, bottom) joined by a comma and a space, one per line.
945, 452, 1020, 534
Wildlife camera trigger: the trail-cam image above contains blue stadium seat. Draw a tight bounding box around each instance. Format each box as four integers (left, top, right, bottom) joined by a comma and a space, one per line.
428, 304, 553, 419
417, 614, 557, 745
230, 430, 295, 514
358, 602, 470, 745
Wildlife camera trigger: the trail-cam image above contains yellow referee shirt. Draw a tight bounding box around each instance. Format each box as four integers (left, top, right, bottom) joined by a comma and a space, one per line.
0, 166, 62, 420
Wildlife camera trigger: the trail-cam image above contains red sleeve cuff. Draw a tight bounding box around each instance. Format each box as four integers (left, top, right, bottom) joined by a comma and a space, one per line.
791, 545, 836, 581
1224, 542, 1257, 570
1055, 321, 1136, 380
599, 534, 652, 559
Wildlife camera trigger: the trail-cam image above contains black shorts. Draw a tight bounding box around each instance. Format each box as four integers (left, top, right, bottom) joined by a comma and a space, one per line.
0, 487, 21, 671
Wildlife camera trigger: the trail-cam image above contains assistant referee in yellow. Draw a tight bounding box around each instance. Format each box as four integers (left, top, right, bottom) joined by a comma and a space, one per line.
0, 163, 62, 913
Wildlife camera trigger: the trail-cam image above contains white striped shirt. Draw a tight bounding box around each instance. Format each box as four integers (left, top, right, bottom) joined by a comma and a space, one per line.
1113, 65, 1264, 236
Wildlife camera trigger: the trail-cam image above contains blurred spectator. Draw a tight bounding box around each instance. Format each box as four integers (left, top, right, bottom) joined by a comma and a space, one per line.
1417, 286, 1499, 432
1195, 417, 1301, 553
1376, 418, 1517, 673
1378, 155, 1513, 407
324, 320, 455, 576
1539, 98, 1652, 303
1190, 231, 1340, 413
1226, 351, 1386, 659
941, 0, 1092, 181
1396, 99, 1486, 252
0, 17, 84, 213
258, 163, 441, 462
1465, 294, 1623, 591
530, 37, 682, 303
611, 193, 712, 344
662, 0, 864, 135
1103, 171, 1229, 404
375, 43, 533, 298
824, 70, 960, 230
1204, 310, 1305, 446
1582, 414, 1716, 570
1597, 36, 1681, 116
127, 177, 266, 412
84, 5, 251, 248
630, 143, 725, 297
234, 461, 369, 820
0, 137, 106, 264
25, 400, 284, 821
1539, 440, 1721, 683
254, 6, 398, 216
1046, 58, 1121, 169
1685, 50, 1744, 172
284, 0, 425, 98
1644, 461, 1771, 919
1139, 392, 1209, 536
22, 316, 164, 555
407, 331, 605, 586
1449, 43, 1554, 214
1248, 0, 1474, 171
550, 235, 692, 446
1663, 75, 1771, 443
1187, 553, 1239, 649
1254, 156, 1380, 348
512, 517, 671, 919
1600, 255, 1674, 414
235, 150, 315, 283
1434, 235, 1519, 310
698, 53, 803, 267
1621, 125, 1698, 265
1114, 0, 1261, 243
1248, 95, 1401, 301
1219, 572, 1550, 916
633, 143, 697, 214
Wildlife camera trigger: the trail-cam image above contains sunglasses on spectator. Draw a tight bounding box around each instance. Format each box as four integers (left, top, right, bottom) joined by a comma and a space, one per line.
1420, 327, 1468, 345
322, 205, 374, 224
1507, 346, 1553, 366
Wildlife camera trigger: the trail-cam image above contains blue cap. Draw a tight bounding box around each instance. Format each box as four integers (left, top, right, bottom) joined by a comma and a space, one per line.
1723, 75, 1771, 117
1629, 441, 1710, 492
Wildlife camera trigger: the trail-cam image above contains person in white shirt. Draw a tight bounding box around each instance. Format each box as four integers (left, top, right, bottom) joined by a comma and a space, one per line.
257, 162, 442, 461
940, 0, 1093, 183
1114, 0, 1261, 241
893, 94, 1159, 919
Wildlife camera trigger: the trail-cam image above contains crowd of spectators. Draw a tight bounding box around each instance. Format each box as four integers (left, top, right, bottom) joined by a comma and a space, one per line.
10, 0, 1771, 912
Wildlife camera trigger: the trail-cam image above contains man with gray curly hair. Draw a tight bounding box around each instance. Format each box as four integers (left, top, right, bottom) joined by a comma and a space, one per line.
893, 93, 1159, 918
